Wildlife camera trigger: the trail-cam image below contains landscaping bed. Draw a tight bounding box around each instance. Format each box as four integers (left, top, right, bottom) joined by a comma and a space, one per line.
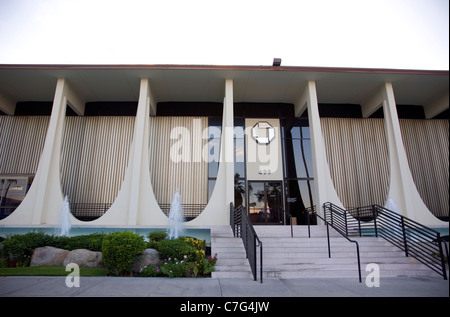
0, 231, 216, 278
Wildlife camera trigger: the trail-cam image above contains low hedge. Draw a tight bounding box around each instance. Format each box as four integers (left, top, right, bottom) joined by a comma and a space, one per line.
141, 236, 216, 278
102, 231, 146, 276
0, 232, 105, 267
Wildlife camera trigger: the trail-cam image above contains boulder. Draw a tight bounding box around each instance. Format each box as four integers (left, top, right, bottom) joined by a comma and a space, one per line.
133, 248, 160, 274
63, 249, 103, 268
30, 246, 69, 266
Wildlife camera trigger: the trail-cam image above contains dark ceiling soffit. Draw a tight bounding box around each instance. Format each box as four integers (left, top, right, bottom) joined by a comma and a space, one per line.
0, 64, 448, 76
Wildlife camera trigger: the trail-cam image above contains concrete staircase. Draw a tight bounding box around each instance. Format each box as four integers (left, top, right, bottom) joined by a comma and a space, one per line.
211, 226, 253, 279
211, 225, 444, 280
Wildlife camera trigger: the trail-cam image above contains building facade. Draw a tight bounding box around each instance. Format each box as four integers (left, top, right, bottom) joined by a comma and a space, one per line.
0, 65, 448, 230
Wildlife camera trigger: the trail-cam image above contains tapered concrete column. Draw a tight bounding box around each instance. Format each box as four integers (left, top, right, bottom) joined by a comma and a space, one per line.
91, 78, 166, 226
1, 79, 84, 225
363, 83, 445, 226
294, 81, 344, 218
223, 79, 235, 216
0, 92, 15, 115
424, 91, 449, 119
131, 79, 166, 225
127, 79, 151, 225
188, 79, 234, 226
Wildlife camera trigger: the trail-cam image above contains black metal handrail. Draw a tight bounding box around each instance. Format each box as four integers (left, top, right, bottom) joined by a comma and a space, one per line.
305, 205, 317, 238
283, 210, 293, 238
230, 203, 263, 283
315, 206, 362, 283
324, 202, 448, 280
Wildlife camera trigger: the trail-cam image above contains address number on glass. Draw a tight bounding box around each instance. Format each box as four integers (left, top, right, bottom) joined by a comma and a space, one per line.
258, 169, 271, 175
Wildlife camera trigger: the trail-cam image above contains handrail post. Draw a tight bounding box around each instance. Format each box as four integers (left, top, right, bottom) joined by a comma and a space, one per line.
400, 216, 408, 257
325, 206, 334, 226
437, 234, 448, 280
252, 236, 257, 281
372, 205, 378, 237
357, 207, 361, 237
326, 222, 331, 258
355, 242, 362, 283
307, 209, 311, 238
344, 209, 348, 236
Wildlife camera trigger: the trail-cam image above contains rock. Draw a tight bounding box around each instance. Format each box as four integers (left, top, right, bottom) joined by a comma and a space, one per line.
30, 246, 69, 266
63, 249, 103, 268
133, 248, 160, 274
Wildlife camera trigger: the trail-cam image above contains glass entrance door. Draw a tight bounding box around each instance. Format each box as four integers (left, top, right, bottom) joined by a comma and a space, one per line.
247, 181, 283, 225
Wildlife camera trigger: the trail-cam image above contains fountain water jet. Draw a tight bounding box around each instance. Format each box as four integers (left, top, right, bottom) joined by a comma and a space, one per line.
57, 195, 72, 236
167, 188, 185, 239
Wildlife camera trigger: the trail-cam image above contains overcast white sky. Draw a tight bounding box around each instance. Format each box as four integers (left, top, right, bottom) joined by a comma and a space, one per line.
0, 0, 448, 70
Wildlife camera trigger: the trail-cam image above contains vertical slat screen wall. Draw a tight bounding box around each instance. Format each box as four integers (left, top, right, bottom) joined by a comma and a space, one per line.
321, 118, 389, 208
149, 116, 208, 206
0, 116, 50, 174
60, 116, 135, 204
399, 119, 449, 219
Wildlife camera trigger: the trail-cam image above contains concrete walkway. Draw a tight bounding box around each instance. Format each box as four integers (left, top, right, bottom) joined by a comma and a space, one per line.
0, 275, 448, 297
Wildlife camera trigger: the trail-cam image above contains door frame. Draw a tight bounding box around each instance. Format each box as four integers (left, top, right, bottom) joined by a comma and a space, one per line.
246, 180, 284, 225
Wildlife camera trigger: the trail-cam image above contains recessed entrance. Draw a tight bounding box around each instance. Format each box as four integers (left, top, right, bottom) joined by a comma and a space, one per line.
247, 181, 283, 225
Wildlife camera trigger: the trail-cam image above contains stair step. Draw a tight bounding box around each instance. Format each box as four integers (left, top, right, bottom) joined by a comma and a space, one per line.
210, 225, 443, 280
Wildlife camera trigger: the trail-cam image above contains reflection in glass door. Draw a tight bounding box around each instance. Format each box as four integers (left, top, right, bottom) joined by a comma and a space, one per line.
247, 181, 283, 225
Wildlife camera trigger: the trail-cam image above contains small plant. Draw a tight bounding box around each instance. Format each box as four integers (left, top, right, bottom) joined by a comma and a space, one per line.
140, 263, 163, 277
148, 231, 167, 242
147, 231, 168, 249
200, 254, 218, 276
140, 237, 217, 278
102, 231, 146, 276
157, 238, 203, 263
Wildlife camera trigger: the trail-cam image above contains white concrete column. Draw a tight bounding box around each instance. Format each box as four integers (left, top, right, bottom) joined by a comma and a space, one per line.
91, 78, 166, 226
0, 92, 15, 115
294, 81, 344, 217
131, 79, 166, 225
424, 91, 449, 119
1, 79, 84, 225
188, 79, 234, 226
223, 79, 235, 215
127, 79, 151, 225
364, 82, 446, 226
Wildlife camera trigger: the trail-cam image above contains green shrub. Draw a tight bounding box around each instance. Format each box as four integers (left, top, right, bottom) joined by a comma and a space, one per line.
62, 233, 105, 252
148, 231, 167, 242
183, 237, 205, 252
147, 231, 167, 249
1, 232, 55, 266
0, 232, 107, 267
199, 254, 217, 276
140, 237, 217, 278
157, 238, 204, 264
102, 231, 146, 276
140, 263, 163, 277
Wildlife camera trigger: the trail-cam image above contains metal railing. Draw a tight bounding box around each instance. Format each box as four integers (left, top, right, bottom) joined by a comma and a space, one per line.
324, 202, 448, 280
314, 205, 362, 283
283, 210, 293, 238
70, 203, 112, 221
305, 205, 317, 238
159, 203, 207, 221
230, 203, 263, 283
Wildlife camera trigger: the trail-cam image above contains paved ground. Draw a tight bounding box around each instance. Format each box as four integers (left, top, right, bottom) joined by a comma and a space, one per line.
1, 276, 447, 314
0, 275, 448, 298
